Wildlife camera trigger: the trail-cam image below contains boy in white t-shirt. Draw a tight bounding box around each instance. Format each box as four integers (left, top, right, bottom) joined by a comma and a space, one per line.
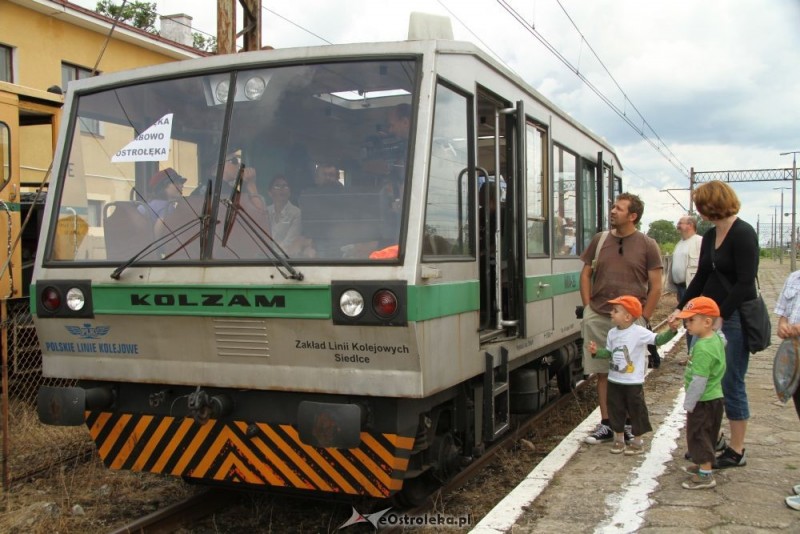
589, 295, 678, 454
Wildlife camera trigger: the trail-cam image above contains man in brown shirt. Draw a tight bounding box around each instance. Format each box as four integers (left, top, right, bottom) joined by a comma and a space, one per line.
580, 193, 663, 444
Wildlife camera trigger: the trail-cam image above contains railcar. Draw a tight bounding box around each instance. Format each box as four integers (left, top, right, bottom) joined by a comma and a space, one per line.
34, 16, 623, 502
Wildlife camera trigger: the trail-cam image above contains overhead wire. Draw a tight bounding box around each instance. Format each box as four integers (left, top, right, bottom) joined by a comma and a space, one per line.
261, 5, 333, 45
496, 0, 691, 178
552, 0, 690, 177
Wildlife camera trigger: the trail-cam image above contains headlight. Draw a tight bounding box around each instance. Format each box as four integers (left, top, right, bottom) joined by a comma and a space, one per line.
244, 76, 266, 100
215, 80, 230, 103
65, 287, 86, 311
339, 290, 364, 317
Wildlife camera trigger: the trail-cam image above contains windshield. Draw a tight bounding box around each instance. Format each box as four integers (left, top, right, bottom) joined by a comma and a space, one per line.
47, 59, 417, 264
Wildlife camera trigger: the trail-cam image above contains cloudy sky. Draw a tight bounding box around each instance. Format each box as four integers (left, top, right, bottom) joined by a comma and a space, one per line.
74, 0, 800, 243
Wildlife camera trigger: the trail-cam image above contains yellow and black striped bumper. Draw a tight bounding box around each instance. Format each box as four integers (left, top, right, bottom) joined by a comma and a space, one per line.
87, 412, 415, 497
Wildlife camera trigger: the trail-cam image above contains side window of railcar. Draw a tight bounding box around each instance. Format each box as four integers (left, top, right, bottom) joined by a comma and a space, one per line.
553, 144, 577, 257
580, 162, 598, 252
525, 122, 547, 256
601, 164, 618, 229
422, 83, 472, 259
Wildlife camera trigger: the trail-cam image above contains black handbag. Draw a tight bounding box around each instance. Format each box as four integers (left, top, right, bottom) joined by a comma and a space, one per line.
711, 250, 771, 353
738, 291, 772, 353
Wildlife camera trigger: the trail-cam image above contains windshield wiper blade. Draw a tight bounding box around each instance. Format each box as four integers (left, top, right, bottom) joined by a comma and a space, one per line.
110, 183, 214, 280
109, 217, 201, 280
221, 163, 244, 247
221, 198, 304, 281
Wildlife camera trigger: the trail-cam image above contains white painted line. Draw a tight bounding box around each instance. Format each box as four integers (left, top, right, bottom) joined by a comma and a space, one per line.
470, 330, 686, 534
594, 390, 686, 533
469, 406, 601, 533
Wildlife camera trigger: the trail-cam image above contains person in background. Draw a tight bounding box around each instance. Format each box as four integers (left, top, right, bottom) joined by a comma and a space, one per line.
266, 175, 301, 246
193, 150, 266, 214
773, 268, 800, 509
581, 193, 663, 445
266, 174, 310, 256
667, 180, 758, 470
146, 167, 186, 220
670, 214, 704, 347
387, 102, 411, 139
588, 295, 677, 455
670, 297, 727, 490
312, 163, 343, 192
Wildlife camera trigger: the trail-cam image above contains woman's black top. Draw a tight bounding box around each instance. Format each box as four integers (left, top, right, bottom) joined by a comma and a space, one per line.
678, 217, 759, 319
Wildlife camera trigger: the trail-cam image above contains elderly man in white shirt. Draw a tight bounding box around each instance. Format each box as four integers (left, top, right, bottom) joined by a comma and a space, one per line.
671, 215, 703, 345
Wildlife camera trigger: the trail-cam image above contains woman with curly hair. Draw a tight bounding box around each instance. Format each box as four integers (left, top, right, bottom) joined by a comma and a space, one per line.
669, 180, 759, 469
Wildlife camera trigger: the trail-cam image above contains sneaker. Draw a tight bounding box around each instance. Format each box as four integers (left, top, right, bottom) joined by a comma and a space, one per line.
681, 464, 700, 474
713, 447, 746, 469
624, 441, 645, 456
682, 473, 716, 490
585, 423, 614, 444
610, 441, 625, 454
794, 484, 800, 496
624, 425, 634, 444
787, 495, 800, 511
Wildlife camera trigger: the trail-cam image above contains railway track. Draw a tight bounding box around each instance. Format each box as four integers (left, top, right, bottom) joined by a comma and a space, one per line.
108, 489, 240, 534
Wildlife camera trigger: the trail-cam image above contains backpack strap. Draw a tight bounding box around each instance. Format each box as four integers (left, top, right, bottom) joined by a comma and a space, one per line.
591, 231, 610, 276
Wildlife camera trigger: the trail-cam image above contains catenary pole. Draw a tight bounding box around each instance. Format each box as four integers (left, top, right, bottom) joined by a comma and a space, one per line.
781, 151, 800, 271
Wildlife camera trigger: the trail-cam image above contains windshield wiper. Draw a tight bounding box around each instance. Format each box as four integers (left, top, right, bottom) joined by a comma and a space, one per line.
110, 183, 213, 280
220, 197, 304, 281
109, 218, 201, 280
218, 161, 303, 280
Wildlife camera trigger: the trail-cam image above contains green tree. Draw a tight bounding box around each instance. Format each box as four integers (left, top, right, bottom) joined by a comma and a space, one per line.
647, 219, 680, 246
697, 219, 713, 236
193, 33, 218, 53
96, 1, 157, 33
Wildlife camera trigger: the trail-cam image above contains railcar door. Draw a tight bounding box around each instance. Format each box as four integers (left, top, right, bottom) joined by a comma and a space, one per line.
477, 91, 524, 340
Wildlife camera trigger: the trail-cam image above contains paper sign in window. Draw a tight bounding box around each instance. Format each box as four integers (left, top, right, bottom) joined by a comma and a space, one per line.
112, 113, 173, 162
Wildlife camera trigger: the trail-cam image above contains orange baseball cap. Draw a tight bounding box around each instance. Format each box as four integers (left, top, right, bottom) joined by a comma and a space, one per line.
675, 296, 720, 318
608, 295, 642, 319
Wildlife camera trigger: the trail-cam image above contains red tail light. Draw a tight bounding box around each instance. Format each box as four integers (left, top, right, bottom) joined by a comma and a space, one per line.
41, 287, 62, 312
372, 289, 398, 318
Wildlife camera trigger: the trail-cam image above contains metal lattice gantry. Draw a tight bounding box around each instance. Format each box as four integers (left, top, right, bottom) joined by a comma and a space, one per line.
690, 163, 799, 270
691, 168, 794, 183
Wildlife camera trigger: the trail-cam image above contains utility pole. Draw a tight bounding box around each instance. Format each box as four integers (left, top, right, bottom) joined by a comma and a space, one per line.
773, 205, 778, 259
781, 151, 800, 271
217, 0, 262, 54
775, 187, 790, 264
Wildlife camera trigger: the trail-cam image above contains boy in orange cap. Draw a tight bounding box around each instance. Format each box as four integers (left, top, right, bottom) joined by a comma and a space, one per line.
589, 295, 678, 455
671, 296, 726, 490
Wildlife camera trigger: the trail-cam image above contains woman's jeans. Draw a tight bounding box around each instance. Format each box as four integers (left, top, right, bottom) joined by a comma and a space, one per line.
721, 310, 750, 420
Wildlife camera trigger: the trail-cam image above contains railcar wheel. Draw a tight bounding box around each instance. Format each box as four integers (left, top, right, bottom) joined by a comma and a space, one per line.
556, 359, 579, 393
392, 472, 439, 508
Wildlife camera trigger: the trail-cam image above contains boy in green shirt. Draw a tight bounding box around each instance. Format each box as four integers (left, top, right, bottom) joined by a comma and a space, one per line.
672, 296, 727, 490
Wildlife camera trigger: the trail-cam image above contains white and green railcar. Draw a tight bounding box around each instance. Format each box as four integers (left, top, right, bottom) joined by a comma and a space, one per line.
33, 19, 622, 502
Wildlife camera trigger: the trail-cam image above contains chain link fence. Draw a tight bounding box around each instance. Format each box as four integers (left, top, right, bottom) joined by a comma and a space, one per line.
1, 297, 90, 491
